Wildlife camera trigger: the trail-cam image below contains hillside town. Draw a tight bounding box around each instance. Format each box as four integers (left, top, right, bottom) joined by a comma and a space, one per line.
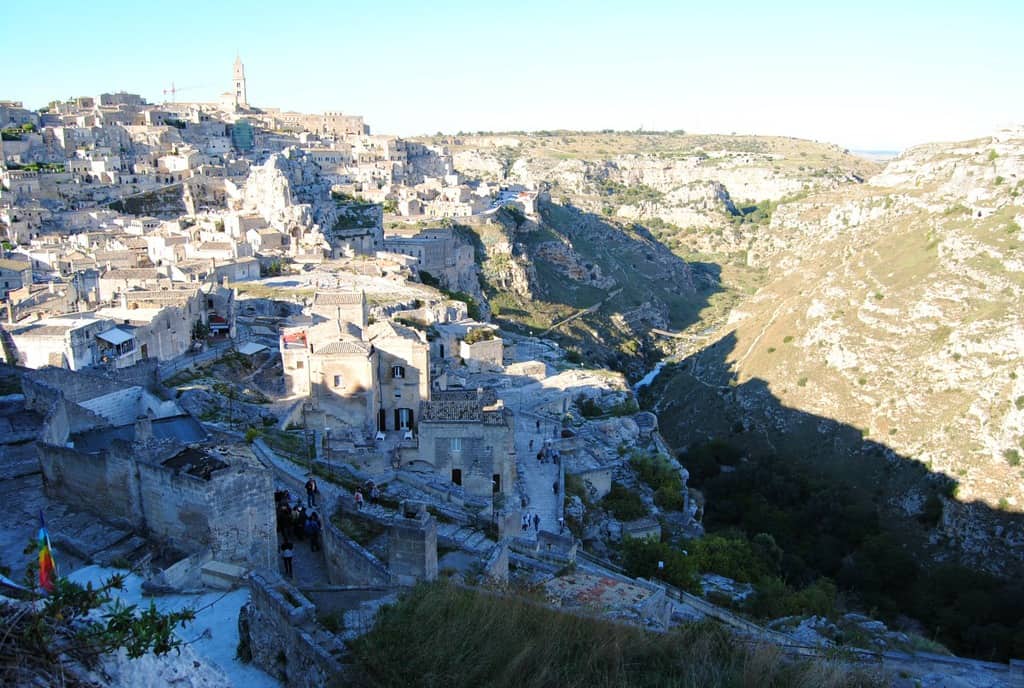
3, 59, 1022, 688
0, 58, 708, 686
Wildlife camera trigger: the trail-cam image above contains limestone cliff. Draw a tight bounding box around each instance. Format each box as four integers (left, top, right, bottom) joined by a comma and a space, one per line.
647, 128, 1024, 572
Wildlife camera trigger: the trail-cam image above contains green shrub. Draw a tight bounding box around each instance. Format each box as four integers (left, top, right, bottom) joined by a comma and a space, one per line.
621, 538, 700, 593
1004, 449, 1021, 467
746, 577, 838, 619
688, 534, 775, 583
631, 451, 679, 490
244, 427, 260, 443
654, 485, 685, 511
346, 581, 881, 687
564, 473, 591, 505
600, 483, 647, 521
463, 328, 495, 344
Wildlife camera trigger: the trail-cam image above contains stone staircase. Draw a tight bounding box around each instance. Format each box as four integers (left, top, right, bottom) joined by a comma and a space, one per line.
436, 522, 493, 553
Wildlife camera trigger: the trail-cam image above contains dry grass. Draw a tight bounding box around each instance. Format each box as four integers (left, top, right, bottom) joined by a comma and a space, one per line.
347, 582, 887, 688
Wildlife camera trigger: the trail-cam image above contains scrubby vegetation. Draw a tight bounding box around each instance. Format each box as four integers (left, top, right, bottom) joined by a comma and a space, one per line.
630, 450, 686, 510
677, 440, 1024, 661
1, 572, 193, 686
347, 582, 883, 688
600, 483, 647, 521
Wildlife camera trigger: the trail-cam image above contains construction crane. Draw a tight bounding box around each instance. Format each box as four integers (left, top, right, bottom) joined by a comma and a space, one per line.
162, 82, 205, 104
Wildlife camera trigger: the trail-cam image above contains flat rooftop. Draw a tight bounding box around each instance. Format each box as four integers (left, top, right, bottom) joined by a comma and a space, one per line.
70, 415, 207, 453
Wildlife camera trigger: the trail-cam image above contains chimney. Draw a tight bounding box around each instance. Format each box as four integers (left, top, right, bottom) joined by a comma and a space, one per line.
6, 301, 13, 325
120, 292, 128, 309
48, 280, 55, 294
221, 274, 229, 288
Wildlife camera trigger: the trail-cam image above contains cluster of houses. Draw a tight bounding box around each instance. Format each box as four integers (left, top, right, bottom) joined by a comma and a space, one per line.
1, 57, 540, 508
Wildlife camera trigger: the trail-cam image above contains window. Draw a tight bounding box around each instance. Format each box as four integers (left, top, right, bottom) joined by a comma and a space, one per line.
450, 437, 462, 453
391, 365, 405, 379
333, 375, 342, 387
296, 360, 304, 369
394, 390, 402, 398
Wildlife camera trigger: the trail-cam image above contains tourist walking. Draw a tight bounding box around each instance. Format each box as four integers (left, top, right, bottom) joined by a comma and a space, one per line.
354, 489, 364, 511
292, 505, 306, 540
521, 512, 530, 532
533, 513, 540, 532
305, 515, 321, 552
370, 484, 381, 505
280, 538, 294, 578
552, 480, 559, 495
305, 477, 318, 507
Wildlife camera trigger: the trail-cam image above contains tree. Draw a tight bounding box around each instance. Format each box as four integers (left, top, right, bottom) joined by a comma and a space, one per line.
191, 320, 210, 341
1, 567, 194, 686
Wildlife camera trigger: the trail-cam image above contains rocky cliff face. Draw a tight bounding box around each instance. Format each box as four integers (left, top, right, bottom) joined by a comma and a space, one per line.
647, 128, 1024, 571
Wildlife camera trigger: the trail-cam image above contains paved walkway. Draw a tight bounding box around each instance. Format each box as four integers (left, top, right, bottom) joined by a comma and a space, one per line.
514, 411, 562, 540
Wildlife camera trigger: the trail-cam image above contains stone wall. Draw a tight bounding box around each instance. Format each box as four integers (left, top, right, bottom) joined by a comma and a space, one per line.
417, 419, 516, 497
136, 455, 276, 568
321, 519, 390, 586
21, 361, 158, 411
387, 503, 438, 586
39, 438, 275, 569
482, 539, 509, 585
37, 441, 142, 528
240, 571, 347, 687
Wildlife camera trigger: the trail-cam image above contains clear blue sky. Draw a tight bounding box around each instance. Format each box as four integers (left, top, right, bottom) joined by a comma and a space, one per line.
3, 0, 1021, 150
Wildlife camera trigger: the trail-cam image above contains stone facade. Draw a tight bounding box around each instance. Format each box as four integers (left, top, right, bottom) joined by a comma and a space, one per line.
280, 309, 430, 437
387, 501, 438, 586
416, 388, 516, 497
239, 571, 347, 688
321, 518, 390, 586
33, 369, 275, 568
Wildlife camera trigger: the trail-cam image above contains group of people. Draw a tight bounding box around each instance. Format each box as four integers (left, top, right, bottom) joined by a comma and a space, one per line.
354, 480, 381, 511
275, 485, 323, 579
521, 511, 542, 532
536, 442, 560, 465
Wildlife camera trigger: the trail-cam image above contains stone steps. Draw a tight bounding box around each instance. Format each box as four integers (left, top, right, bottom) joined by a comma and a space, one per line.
464, 532, 491, 551
200, 560, 249, 590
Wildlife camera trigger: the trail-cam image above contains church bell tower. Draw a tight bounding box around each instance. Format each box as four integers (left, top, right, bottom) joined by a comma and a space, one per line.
233, 54, 248, 109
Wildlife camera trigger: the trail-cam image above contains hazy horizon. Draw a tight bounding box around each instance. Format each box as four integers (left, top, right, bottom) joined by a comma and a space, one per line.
3, 0, 1021, 151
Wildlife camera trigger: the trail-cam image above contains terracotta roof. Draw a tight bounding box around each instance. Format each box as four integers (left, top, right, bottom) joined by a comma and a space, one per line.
314, 340, 372, 355
313, 291, 364, 306
0, 259, 30, 272
101, 268, 163, 280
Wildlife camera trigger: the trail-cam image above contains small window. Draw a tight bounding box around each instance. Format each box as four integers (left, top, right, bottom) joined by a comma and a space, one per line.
333, 374, 342, 387
450, 437, 462, 453
394, 390, 402, 398
391, 365, 405, 379
296, 360, 304, 369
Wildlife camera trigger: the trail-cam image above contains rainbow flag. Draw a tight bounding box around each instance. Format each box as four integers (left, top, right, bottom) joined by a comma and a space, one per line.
38, 512, 57, 594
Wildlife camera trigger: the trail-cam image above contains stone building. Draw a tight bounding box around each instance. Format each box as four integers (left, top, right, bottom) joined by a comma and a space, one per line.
5, 313, 116, 370
280, 314, 430, 436
310, 290, 368, 327
26, 368, 275, 568
0, 257, 32, 299
95, 287, 207, 362
416, 388, 516, 497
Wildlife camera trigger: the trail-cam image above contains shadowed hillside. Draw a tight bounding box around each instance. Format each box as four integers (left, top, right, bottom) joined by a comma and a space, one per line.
641, 332, 1024, 661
